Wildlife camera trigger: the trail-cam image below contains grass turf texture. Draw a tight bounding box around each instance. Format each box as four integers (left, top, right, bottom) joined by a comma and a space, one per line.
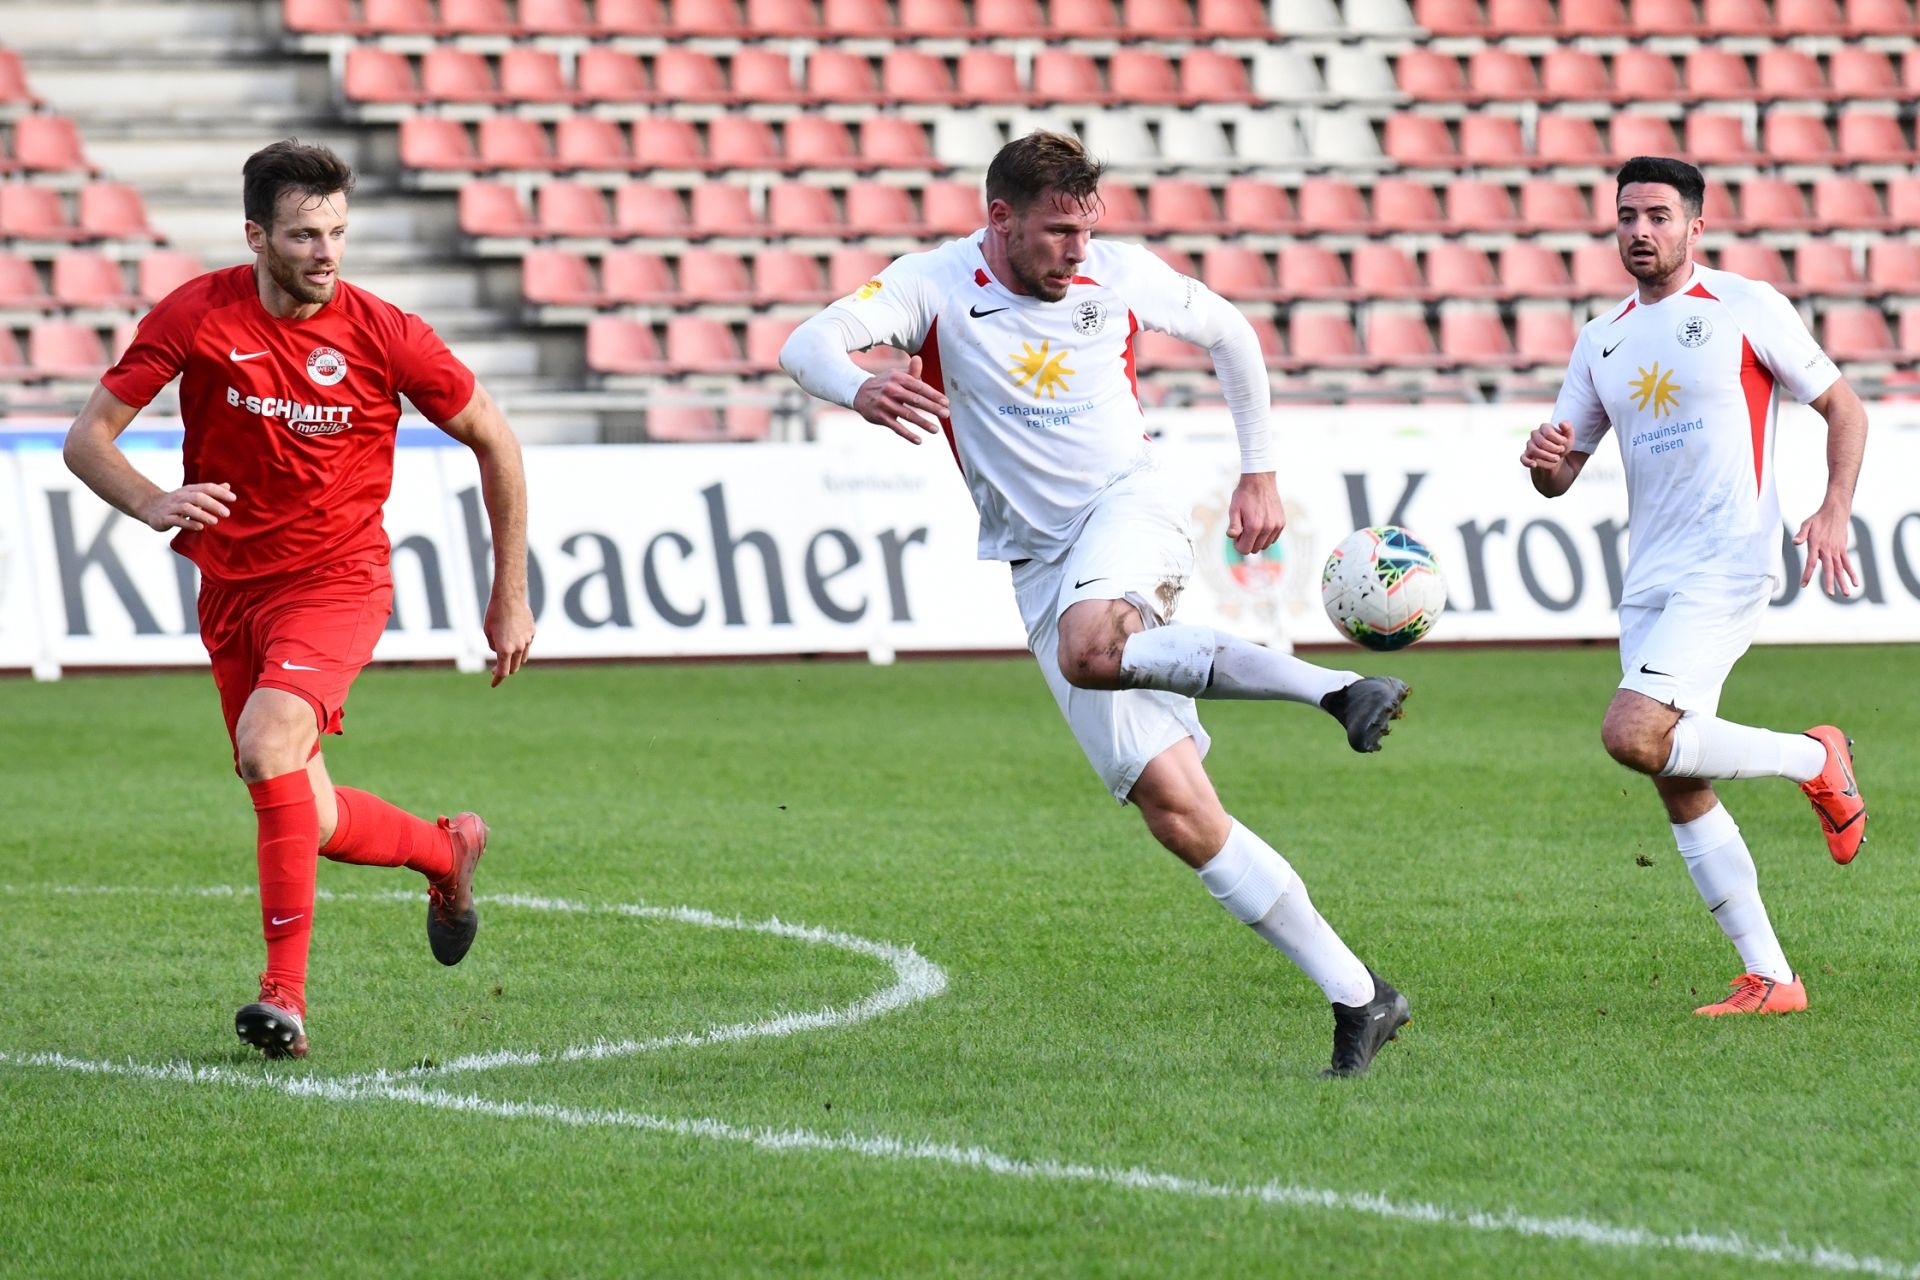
2, 646, 1916, 1279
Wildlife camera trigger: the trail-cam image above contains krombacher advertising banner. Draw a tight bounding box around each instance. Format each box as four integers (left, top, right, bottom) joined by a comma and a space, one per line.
2, 400, 1916, 676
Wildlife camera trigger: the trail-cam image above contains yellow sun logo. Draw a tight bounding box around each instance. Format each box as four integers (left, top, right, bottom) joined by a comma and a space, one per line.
1007, 339, 1076, 399
1629, 362, 1683, 418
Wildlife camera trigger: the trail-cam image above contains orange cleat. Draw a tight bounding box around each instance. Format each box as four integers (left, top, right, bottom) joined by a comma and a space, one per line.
236, 977, 309, 1058
1694, 973, 1807, 1017
1799, 726, 1865, 865
427, 811, 488, 966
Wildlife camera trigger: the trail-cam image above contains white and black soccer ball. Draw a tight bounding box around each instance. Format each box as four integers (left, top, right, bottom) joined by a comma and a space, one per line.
1320, 526, 1447, 651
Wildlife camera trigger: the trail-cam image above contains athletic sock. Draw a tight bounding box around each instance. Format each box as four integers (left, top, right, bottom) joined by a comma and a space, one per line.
322, 786, 455, 881
1672, 803, 1793, 983
1195, 819, 1375, 1006
1120, 624, 1356, 704
248, 770, 319, 1014
1662, 714, 1827, 782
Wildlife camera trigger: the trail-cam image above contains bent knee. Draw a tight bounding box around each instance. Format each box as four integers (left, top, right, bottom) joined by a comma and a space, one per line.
1056, 636, 1123, 689
1599, 720, 1668, 774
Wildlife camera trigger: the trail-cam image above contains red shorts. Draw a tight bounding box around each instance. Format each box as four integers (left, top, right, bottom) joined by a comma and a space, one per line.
198, 560, 393, 748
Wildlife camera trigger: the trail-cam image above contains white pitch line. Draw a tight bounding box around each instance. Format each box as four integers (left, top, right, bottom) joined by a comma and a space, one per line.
3, 883, 1916, 1277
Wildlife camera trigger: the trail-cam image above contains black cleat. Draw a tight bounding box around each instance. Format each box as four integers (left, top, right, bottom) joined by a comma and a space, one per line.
1321, 676, 1411, 753
236, 984, 308, 1060
426, 812, 487, 966
1321, 968, 1410, 1079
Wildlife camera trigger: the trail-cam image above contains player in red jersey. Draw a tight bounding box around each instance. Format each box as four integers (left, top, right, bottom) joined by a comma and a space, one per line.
61, 139, 535, 1059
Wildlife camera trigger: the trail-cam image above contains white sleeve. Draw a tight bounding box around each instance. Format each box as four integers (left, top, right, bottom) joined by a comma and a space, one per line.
1113, 243, 1272, 474
779, 253, 939, 408
1553, 329, 1610, 453
1741, 282, 1842, 404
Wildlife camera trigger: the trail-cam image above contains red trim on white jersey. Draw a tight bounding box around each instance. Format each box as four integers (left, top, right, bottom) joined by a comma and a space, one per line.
1071, 274, 1100, 286
1610, 299, 1636, 323
916, 317, 962, 476
1122, 309, 1143, 418
1686, 280, 1718, 300
1739, 335, 1773, 494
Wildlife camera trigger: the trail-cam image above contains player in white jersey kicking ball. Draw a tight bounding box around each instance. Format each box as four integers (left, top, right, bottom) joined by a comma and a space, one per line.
781, 131, 1412, 1076
1521, 156, 1868, 1018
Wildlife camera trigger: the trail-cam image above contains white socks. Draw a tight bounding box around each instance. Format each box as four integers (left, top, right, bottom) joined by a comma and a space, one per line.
1673, 803, 1793, 983
1119, 624, 1355, 705
1662, 714, 1826, 782
1195, 819, 1375, 1006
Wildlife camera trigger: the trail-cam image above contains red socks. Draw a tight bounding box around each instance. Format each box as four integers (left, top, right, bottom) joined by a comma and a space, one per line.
322, 786, 454, 882
247, 771, 318, 1015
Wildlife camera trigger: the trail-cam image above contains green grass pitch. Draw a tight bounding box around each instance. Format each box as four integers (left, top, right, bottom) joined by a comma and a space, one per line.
2, 645, 1916, 1279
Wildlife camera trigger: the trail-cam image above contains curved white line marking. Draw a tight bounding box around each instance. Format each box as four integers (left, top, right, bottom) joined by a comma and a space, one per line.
2, 884, 1914, 1277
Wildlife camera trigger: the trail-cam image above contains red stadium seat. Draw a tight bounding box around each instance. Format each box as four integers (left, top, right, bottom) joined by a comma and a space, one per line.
599, 249, 678, 305
1609, 114, 1678, 162
282, 0, 365, 34
731, 52, 800, 101
1287, 308, 1361, 366
1132, 329, 1210, 372
1811, 176, 1888, 230
897, 0, 972, 34
522, 0, 596, 33
767, 183, 843, 237
1756, 48, 1829, 99
1514, 305, 1576, 362
689, 183, 765, 237
842, 183, 918, 235
1702, 179, 1736, 225
1820, 305, 1897, 360
707, 116, 783, 168
670, 0, 747, 34
1110, 51, 1181, 104
654, 50, 729, 103
54, 250, 139, 308
0, 252, 50, 309
882, 50, 959, 104
1196, 0, 1270, 33
1033, 51, 1106, 103
577, 49, 652, 103
1148, 245, 1195, 277
0, 184, 78, 239
1867, 240, 1920, 291
1467, 48, 1539, 100
1843, 0, 1915, 32
1146, 180, 1223, 234
1349, 243, 1424, 299
1295, 178, 1369, 231
536, 181, 615, 237
1439, 306, 1513, 361
1837, 110, 1915, 163
1425, 243, 1500, 297
1613, 49, 1680, 99
1221, 179, 1293, 232
14, 116, 91, 173
645, 406, 722, 440
1201, 245, 1281, 301
1371, 177, 1445, 232
632, 117, 707, 169
77, 183, 159, 240
1775, 0, 1847, 28
555, 116, 632, 169
752, 249, 830, 304
1763, 112, 1836, 164
1443, 178, 1518, 231
1094, 183, 1148, 235
614, 182, 691, 236
807, 49, 882, 103
1627, 0, 1697, 31
399, 117, 476, 171
1559, 0, 1631, 28
1179, 49, 1257, 104
1886, 175, 1920, 225
827, 247, 891, 295
0, 327, 29, 378
1416, 0, 1487, 32
1736, 177, 1812, 230
595, 0, 669, 28
1795, 242, 1868, 296
921, 181, 986, 236
1126, 0, 1200, 35
666, 316, 750, 373
1534, 115, 1605, 165
1365, 308, 1440, 364
1519, 179, 1593, 231
458, 182, 537, 238
1828, 48, 1898, 97
29, 319, 110, 378
823, 0, 897, 33
975, 0, 1046, 32
859, 118, 933, 169
344, 48, 423, 104
1684, 113, 1761, 164
1716, 241, 1791, 289
1458, 115, 1526, 165
783, 116, 856, 169
1488, 0, 1558, 28
134, 250, 203, 305
1395, 50, 1468, 99
679, 248, 753, 304
441, 0, 521, 33
1682, 48, 1756, 99
363, 0, 441, 34
745, 315, 803, 372
1571, 240, 1631, 295
1276, 244, 1352, 299
500, 49, 580, 105
1051, 0, 1123, 34
420, 48, 504, 105
957, 51, 1025, 104
585, 317, 668, 374
747, 0, 822, 33
1499, 242, 1576, 298
478, 117, 557, 170
521, 249, 602, 306
1541, 49, 1612, 98
1701, 0, 1775, 31
1383, 115, 1458, 165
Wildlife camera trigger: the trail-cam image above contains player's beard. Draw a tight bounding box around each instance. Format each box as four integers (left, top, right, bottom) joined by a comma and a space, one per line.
1622, 238, 1687, 288
262, 242, 337, 306
1006, 230, 1073, 303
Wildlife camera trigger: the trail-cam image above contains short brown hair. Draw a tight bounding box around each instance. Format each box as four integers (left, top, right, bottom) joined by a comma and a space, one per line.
985, 130, 1105, 214
243, 138, 355, 230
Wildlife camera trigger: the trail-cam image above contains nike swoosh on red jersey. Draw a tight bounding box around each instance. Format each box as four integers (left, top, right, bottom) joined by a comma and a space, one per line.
230, 347, 270, 361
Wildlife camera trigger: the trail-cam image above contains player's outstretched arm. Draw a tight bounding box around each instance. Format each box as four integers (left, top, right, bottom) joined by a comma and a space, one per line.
1793, 378, 1868, 597
1519, 420, 1588, 498
780, 309, 947, 444
62, 384, 235, 533
437, 382, 535, 685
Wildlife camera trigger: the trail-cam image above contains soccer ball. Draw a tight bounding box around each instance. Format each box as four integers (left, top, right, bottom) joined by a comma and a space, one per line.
1320, 526, 1447, 651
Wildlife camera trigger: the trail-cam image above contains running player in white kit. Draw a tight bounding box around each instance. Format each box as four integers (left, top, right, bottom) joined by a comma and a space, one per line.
782, 131, 1413, 1077
1521, 156, 1868, 1018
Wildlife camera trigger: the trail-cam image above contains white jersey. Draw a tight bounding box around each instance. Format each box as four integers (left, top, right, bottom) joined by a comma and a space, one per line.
1552, 262, 1840, 600
824, 233, 1215, 563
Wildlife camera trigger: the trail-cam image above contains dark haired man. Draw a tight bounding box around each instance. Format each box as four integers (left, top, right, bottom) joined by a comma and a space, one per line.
1521, 155, 1867, 1017
781, 131, 1414, 1077
63, 138, 535, 1058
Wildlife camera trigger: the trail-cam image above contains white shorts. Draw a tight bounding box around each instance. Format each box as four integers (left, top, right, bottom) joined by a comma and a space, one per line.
1617, 575, 1772, 716
1012, 466, 1208, 805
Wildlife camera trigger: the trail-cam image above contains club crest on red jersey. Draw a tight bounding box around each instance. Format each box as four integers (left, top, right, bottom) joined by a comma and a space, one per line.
306, 346, 348, 386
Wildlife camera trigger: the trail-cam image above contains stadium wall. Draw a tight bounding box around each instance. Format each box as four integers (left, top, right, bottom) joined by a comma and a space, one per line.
4, 402, 1918, 676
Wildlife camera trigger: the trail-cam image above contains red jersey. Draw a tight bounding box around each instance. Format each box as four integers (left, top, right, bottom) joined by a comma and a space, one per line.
102, 265, 475, 585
